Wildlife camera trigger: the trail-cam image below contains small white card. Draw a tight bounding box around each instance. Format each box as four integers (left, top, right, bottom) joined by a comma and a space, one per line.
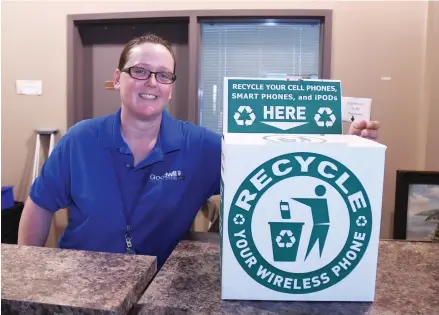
342, 97, 372, 122
16, 80, 43, 95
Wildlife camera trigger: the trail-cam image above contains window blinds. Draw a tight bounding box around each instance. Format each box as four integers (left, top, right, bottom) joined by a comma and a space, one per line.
198, 21, 322, 134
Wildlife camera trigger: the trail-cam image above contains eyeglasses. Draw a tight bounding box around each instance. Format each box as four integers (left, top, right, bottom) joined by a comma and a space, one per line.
121, 66, 176, 84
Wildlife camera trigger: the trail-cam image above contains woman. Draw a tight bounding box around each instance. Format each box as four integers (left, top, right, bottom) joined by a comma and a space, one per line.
18, 33, 380, 267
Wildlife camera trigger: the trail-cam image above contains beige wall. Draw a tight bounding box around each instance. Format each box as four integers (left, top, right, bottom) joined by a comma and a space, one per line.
1, 1, 438, 239
425, 1, 439, 170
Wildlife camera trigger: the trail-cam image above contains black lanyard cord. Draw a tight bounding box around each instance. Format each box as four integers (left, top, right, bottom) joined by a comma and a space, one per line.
111, 152, 151, 254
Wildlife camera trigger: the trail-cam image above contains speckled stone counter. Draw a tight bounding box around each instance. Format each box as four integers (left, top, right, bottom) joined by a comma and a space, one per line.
1, 244, 157, 315
134, 233, 439, 315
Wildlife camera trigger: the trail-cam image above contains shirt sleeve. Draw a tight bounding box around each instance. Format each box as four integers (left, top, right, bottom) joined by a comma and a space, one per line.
29, 133, 73, 212
200, 128, 222, 198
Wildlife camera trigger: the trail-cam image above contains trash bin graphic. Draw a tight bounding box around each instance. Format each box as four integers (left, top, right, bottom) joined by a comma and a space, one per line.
269, 221, 304, 262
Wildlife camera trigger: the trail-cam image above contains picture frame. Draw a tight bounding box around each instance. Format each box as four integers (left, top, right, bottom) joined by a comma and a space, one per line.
393, 170, 439, 241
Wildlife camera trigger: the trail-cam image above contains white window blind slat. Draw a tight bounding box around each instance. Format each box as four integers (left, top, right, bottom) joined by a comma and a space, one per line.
199, 21, 322, 134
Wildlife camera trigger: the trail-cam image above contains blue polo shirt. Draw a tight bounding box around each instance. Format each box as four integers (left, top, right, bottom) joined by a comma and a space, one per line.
30, 109, 221, 267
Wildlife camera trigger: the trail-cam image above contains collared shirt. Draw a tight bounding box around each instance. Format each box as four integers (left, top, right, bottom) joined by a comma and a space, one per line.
29, 109, 221, 267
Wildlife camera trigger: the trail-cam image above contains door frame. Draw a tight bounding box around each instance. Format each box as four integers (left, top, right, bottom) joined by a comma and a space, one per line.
67, 9, 332, 128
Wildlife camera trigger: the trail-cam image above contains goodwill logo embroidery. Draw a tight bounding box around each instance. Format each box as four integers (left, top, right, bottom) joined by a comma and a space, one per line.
150, 170, 184, 181
228, 152, 372, 294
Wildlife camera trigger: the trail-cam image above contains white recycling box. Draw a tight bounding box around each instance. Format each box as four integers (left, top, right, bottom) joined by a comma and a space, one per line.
219, 133, 387, 302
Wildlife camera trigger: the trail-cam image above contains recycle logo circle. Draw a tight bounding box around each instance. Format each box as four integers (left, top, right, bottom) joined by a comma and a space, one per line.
227, 152, 373, 295
314, 107, 336, 127
356, 216, 368, 227
233, 214, 245, 225
275, 229, 296, 248
234, 106, 256, 126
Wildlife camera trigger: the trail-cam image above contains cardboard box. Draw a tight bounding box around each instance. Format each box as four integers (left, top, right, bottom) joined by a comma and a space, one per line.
219, 133, 387, 301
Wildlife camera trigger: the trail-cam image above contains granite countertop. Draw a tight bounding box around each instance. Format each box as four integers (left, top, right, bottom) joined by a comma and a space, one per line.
1, 244, 157, 315
134, 233, 439, 315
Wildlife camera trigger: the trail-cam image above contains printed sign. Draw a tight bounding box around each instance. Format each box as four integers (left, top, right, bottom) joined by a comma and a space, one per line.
224, 78, 342, 134
227, 152, 371, 294
342, 97, 372, 122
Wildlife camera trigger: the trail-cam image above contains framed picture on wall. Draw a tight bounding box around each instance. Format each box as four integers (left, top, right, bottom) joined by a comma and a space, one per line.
393, 170, 439, 241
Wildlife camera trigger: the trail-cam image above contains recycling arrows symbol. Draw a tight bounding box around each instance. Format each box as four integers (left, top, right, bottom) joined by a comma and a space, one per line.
234, 106, 256, 126
276, 229, 296, 248
314, 107, 336, 127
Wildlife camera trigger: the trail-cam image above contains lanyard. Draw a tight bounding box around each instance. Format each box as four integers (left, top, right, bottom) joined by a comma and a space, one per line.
111, 152, 151, 254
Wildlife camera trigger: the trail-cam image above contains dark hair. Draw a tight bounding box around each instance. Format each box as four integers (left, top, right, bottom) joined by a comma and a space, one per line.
118, 33, 176, 72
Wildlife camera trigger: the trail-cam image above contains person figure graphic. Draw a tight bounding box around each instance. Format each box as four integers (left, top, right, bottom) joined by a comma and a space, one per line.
292, 184, 330, 260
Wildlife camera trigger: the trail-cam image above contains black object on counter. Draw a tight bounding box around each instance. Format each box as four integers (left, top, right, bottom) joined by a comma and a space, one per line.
1, 201, 24, 244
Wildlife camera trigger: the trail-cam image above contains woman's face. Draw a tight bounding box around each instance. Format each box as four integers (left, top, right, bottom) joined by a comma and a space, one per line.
113, 42, 174, 120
